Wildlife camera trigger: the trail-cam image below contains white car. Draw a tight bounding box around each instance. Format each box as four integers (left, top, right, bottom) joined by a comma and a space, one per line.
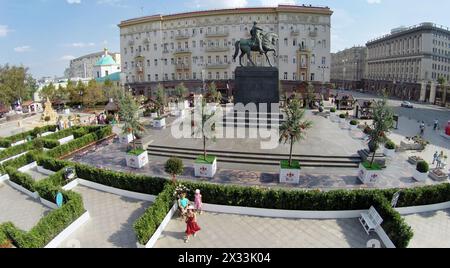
401, 101, 414, 108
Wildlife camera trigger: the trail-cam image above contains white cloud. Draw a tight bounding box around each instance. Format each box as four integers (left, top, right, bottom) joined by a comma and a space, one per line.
259, 0, 296, 7
367, 0, 381, 4
192, 0, 248, 9
14, 46, 32, 53
0, 25, 12, 37
60, 55, 76, 61
67, 0, 81, 4
67, 42, 95, 48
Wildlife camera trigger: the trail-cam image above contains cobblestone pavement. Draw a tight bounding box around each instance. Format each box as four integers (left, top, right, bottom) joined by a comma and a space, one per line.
59, 185, 151, 248
0, 183, 51, 231
154, 212, 382, 248
403, 209, 450, 248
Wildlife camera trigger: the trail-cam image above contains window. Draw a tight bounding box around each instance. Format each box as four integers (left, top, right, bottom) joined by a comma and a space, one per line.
154, 44, 157, 51
124, 48, 127, 54
284, 38, 288, 46
130, 46, 134, 53
131, 61, 134, 68
105, 71, 109, 76
97, 71, 100, 78
185, 41, 189, 49
283, 72, 288, 80
154, 59, 158, 66
224, 55, 228, 63
293, 57, 296, 64
155, 74, 159, 81
216, 72, 220, 80
171, 73, 175, 80
208, 72, 212, 80
193, 41, 196, 48
224, 72, 228, 79
208, 56, 212, 64
164, 74, 168, 81
178, 73, 182, 80
193, 72, 197, 80
293, 39, 297, 47
322, 57, 326, 65
293, 73, 297, 80
164, 59, 168, 65
311, 73, 315, 81
147, 60, 150, 66
147, 75, 151, 81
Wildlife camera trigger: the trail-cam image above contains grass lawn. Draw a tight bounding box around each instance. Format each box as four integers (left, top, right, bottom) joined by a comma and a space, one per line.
195, 155, 217, 164
280, 160, 301, 169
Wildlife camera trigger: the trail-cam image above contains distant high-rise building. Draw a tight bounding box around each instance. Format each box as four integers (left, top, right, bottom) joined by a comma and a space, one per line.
331, 46, 367, 90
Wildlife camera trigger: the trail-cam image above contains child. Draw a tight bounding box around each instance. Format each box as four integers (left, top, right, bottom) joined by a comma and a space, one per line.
185, 206, 201, 243
194, 189, 203, 215
178, 192, 189, 220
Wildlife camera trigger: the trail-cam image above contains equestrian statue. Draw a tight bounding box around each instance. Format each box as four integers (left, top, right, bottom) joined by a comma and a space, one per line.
233, 22, 279, 67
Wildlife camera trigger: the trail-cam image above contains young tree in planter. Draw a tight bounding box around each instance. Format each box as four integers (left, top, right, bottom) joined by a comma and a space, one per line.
119, 91, 144, 150
367, 96, 394, 167
207, 82, 222, 103
165, 157, 184, 184
175, 83, 188, 102
279, 99, 313, 167
155, 84, 167, 118
193, 98, 216, 161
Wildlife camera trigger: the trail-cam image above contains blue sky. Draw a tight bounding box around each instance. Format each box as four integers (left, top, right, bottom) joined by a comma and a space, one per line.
1, 0, 449, 78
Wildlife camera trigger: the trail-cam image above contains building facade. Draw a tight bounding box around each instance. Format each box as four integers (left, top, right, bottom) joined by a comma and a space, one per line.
365, 23, 450, 105
118, 5, 333, 97
66, 50, 121, 79
331, 46, 367, 90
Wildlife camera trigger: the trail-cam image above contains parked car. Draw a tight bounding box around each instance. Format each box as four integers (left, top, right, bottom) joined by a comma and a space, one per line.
401, 101, 414, 108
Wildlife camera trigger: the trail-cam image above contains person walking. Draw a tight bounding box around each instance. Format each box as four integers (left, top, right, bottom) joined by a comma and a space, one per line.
185, 206, 201, 243
194, 189, 203, 215
433, 151, 439, 165
420, 121, 425, 136
434, 119, 439, 131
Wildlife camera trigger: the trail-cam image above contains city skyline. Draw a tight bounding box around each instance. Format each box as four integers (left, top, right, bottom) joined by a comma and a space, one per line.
0, 0, 449, 78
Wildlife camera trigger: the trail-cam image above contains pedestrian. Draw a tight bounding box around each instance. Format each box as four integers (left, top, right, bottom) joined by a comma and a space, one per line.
434, 119, 439, 131
433, 151, 439, 165
437, 151, 445, 169
185, 205, 201, 243
178, 192, 189, 220
420, 121, 425, 135
194, 189, 203, 215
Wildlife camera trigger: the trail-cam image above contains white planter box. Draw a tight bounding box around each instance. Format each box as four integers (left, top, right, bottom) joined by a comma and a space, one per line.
280, 168, 301, 184
58, 135, 74, 145
172, 109, 186, 118
0, 147, 5, 151
0, 174, 9, 184
40, 197, 59, 209
350, 124, 358, 130
358, 163, 382, 184
126, 151, 149, 169
41, 131, 54, 137
384, 148, 395, 157
194, 158, 217, 178
18, 162, 37, 173
153, 118, 166, 128
64, 109, 70, 115
413, 170, 428, 182
151, 113, 158, 119
120, 133, 134, 144
45, 211, 90, 248
11, 140, 26, 147
7, 180, 39, 199
0, 151, 28, 165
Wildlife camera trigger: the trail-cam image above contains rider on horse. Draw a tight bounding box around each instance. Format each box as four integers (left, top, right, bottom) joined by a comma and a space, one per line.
250, 22, 264, 54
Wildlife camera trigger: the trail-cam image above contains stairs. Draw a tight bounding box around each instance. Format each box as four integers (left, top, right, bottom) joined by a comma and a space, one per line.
148, 144, 361, 168
218, 111, 286, 129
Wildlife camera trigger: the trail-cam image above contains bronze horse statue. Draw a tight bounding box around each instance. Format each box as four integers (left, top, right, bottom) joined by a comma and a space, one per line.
233, 32, 279, 67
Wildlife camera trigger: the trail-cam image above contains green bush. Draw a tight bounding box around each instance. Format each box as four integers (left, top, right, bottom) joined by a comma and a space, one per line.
0, 142, 34, 161
5, 167, 36, 192
385, 140, 396, 150
0, 139, 12, 148
339, 114, 346, 119
416, 161, 429, 173
4, 190, 85, 248
37, 157, 71, 172
73, 128, 89, 138
330, 108, 336, 113
46, 133, 97, 158
165, 157, 184, 177
350, 120, 359, 126
134, 183, 174, 245
74, 163, 166, 195
94, 125, 113, 140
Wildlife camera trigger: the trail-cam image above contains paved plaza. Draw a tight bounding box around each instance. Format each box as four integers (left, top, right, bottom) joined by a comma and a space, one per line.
154, 212, 382, 248
0, 183, 51, 231
23, 167, 49, 182
59, 185, 151, 248
403, 209, 450, 248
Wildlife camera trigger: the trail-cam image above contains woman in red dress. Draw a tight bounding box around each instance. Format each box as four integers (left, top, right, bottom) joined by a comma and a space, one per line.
185, 206, 201, 243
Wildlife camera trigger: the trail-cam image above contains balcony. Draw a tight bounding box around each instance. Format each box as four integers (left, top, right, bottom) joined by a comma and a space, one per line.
175, 63, 191, 70
205, 62, 231, 69
205, 30, 229, 38
175, 33, 191, 40
291, 30, 300, 36
309, 31, 318, 38
174, 48, 192, 54
205, 46, 231, 52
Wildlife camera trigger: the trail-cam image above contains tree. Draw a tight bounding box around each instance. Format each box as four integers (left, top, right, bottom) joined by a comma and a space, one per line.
279, 99, 313, 167
0, 64, 35, 105
175, 83, 188, 102
207, 82, 221, 103
39, 82, 56, 101
437, 76, 447, 106
304, 82, 316, 108
193, 98, 216, 160
155, 84, 167, 117
367, 95, 394, 167
119, 91, 143, 150
83, 79, 105, 108
165, 157, 184, 184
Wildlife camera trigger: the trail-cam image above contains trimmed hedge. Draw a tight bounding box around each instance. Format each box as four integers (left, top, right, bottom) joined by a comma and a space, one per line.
0, 139, 12, 148
134, 183, 174, 245
0, 142, 34, 161
5, 167, 36, 192
74, 163, 166, 195
46, 133, 97, 158
0, 125, 57, 147
0, 224, 11, 248
37, 157, 72, 172
42, 127, 79, 141
3, 190, 85, 248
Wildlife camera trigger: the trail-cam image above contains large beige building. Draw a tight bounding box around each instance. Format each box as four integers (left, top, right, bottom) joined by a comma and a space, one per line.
331, 46, 367, 90
118, 5, 333, 97
365, 22, 450, 105
65, 50, 121, 79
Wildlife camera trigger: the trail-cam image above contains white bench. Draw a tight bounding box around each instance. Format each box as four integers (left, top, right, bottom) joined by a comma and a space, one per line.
359, 206, 383, 235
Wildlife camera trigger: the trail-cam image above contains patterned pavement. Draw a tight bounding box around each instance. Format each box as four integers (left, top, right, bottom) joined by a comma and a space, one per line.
0, 183, 51, 231
403, 209, 450, 248
59, 185, 151, 248
154, 212, 383, 248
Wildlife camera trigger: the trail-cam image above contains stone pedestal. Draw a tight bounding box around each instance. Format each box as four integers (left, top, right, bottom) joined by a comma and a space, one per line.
234, 67, 279, 112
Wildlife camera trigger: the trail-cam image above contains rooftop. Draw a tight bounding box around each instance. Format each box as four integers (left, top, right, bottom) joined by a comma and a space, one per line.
119, 5, 333, 27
